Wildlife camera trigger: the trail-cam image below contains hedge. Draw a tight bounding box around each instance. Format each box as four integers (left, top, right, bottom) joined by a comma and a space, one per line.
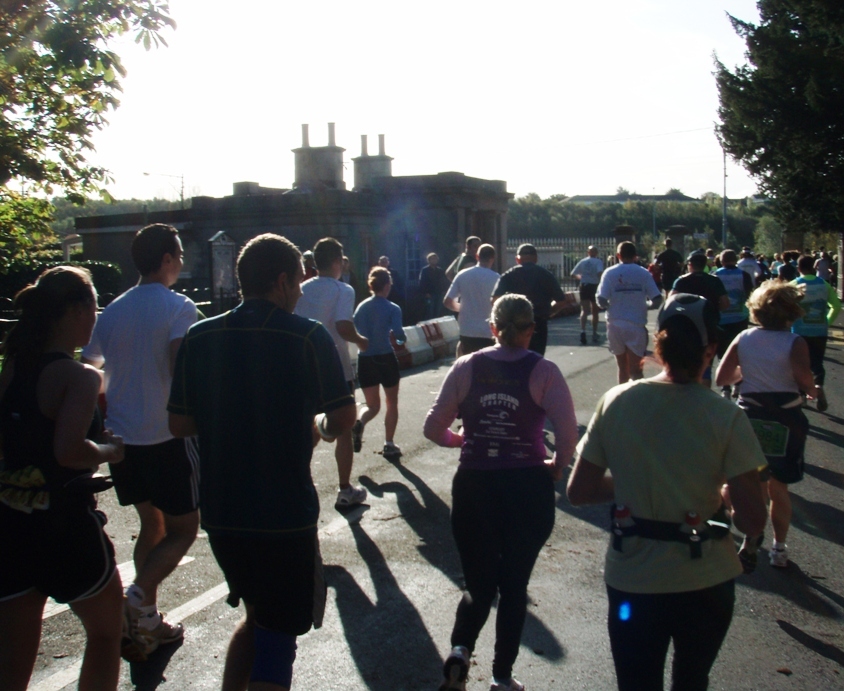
0, 260, 122, 302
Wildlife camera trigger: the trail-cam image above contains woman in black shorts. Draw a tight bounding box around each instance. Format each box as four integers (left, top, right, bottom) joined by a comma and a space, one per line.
0, 267, 125, 690
352, 267, 407, 459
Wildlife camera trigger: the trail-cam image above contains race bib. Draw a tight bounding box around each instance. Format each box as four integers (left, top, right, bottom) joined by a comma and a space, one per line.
749, 419, 789, 457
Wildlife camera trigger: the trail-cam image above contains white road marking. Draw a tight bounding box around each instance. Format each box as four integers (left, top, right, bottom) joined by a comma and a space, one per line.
41, 557, 195, 621
32, 511, 368, 690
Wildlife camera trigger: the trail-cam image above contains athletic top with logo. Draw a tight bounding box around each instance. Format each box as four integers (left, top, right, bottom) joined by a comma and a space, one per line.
295, 276, 356, 381
82, 283, 197, 445
444, 265, 500, 338
570, 256, 604, 285
458, 351, 547, 470
735, 328, 801, 394
168, 299, 353, 536
596, 262, 661, 326
715, 267, 753, 325
792, 274, 841, 338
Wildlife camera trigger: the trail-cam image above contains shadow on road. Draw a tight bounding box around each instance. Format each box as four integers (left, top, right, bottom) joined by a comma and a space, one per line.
128, 638, 184, 691
776, 620, 844, 666
738, 557, 844, 618
803, 462, 844, 489
324, 522, 442, 690
790, 492, 844, 547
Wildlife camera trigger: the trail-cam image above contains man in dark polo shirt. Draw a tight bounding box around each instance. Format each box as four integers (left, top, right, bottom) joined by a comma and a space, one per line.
492, 243, 567, 355
168, 233, 355, 690
671, 251, 730, 387
657, 238, 684, 299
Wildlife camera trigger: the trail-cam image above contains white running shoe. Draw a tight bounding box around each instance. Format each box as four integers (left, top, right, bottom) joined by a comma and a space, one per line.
490, 678, 525, 691
770, 545, 788, 568
440, 646, 470, 691
335, 485, 367, 508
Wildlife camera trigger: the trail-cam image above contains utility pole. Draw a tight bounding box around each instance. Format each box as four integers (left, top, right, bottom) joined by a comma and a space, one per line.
722, 148, 728, 248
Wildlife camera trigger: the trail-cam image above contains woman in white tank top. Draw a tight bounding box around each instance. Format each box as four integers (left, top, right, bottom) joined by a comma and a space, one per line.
716, 281, 817, 571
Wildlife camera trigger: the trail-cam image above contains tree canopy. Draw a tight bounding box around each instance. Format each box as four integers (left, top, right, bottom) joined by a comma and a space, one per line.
0, 0, 175, 200
715, 0, 844, 233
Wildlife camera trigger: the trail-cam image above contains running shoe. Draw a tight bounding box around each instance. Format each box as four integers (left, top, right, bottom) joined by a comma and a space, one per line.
592, 333, 600, 344
738, 533, 764, 574
352, 420, 364, 452
335, 485, 367, 508
816, 386, 829, 413
490, 678, 525, 691
382, 442, 402, 459
770, 545, 788, 568
440, 646, 469, 691
122, 599, 184, 662
579, 331, 587, 345
721, 386, 732, 399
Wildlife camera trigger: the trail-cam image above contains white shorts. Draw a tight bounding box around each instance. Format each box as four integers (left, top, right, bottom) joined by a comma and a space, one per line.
607, 320, 648, 357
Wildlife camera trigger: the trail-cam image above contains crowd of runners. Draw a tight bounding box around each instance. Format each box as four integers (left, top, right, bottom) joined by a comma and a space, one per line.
0, 224, 839, 691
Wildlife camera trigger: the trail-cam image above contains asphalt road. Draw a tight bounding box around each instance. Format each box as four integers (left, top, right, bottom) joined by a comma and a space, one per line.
27, 311, 844, 691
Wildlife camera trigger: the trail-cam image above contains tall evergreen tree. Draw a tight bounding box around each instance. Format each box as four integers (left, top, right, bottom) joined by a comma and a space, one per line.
715, 0, 844, 233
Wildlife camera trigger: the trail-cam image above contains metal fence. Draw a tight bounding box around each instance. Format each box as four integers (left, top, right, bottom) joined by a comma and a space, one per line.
505, 237, 617, 289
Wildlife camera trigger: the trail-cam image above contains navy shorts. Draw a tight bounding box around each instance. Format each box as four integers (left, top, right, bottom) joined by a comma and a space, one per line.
109, 437, 199, 515
579, 283, 598, 303
357, 353, 401, 389
209, 528, 325, 635
0, 500, 116, 603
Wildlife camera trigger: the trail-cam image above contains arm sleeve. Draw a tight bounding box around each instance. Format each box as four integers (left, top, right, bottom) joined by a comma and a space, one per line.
336, 283, 355, 322
547, 271, 566, 302
423, 358, 472, 447
531, 361, 578, 465
722, 408, 769, 478
167, 336, 192, 415
308, 324, 354, 413
391, 304, 407, 345
170, 298, 198, 341
574, 395, 608, 469
571, 259, 585, 277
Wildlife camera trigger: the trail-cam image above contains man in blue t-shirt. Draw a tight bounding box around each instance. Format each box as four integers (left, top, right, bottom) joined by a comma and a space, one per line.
715, 249, 755, 397
168, 234, 355, 690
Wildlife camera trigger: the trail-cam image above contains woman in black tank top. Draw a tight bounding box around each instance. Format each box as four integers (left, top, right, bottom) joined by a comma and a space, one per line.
0, 267, 125, 691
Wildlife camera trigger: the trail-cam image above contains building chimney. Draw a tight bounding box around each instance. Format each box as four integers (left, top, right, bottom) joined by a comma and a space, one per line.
328, 122, 336, 147
301, 124, 309, 148
361, 135, 368, 157
353, 132, 393, 190
292, 123, 345, 190
379, 134, 386, 156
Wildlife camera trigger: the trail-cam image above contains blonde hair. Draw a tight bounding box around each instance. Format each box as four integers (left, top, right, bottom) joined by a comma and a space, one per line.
367, 266, 392, 293
491, 294, 534, 346
746, 279, 804, 329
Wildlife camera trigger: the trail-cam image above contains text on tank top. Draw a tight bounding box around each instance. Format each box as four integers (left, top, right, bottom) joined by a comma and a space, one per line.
793, 276, 829, 336
458, 352, 547, 470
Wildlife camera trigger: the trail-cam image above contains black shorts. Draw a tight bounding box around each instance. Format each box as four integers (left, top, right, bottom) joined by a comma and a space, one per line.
0, 500, 116, 604
209, 528, 325, 635
459, 336, 495, 355
740, 393, 808, 484
579, 283, 598, 303
109, 437, 199, 515
357, 353, 401, 389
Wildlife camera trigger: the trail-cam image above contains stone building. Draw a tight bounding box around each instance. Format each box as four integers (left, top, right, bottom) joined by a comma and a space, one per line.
75, 123, 513, 321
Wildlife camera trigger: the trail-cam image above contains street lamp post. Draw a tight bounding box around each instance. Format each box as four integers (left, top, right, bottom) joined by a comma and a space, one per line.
143, 171, 185, 209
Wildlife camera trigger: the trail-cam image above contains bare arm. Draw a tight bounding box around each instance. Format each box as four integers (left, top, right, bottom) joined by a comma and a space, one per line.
718, 294, 730, 312
549, 300, 568, 318
790, 336, 818, 398
335, 320, 369, 351
54, 366, 123, 469
169, 412, 198, 438
566, 456, 615, 506
169, 338, 183, 378
714, 340, 741, 386
443, 296, 461, 313
726, 468, 767, 536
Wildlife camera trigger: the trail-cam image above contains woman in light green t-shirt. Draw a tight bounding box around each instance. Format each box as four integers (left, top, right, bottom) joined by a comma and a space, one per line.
567, 293, 767, 691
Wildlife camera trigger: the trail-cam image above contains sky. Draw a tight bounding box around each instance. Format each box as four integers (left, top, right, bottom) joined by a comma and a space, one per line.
89, 0, 764, 204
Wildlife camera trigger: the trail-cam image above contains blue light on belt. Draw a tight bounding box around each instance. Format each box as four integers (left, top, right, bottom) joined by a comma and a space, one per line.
619, 602, 631, 621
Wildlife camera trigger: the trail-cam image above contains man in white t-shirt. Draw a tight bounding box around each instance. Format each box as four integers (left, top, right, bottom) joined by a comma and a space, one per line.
444, 243, 500, 355
737, 249, 762, 282
597, 241, 663, 383
295, 237, 369, 508
571, 245, 604, 345
82, 223, 198, 661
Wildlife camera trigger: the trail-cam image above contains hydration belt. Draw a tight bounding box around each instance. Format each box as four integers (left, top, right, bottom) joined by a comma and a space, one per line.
610, 504, 732, 559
